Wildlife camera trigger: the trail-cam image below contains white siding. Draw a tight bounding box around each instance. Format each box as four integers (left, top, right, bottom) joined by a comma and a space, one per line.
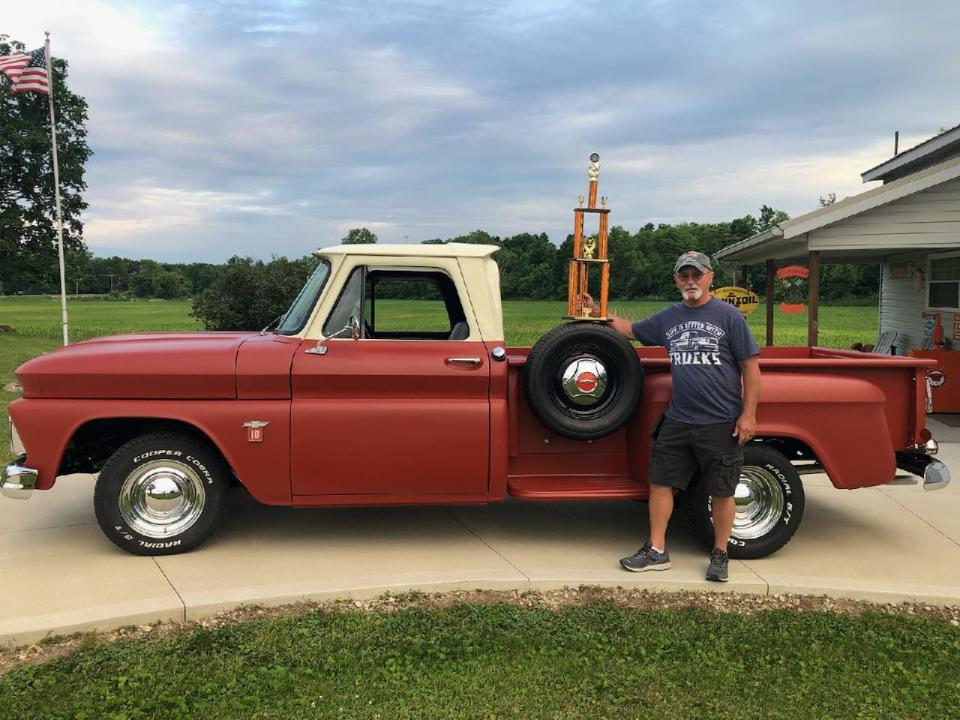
879, 254, 958, 354
810, 178, 960, 251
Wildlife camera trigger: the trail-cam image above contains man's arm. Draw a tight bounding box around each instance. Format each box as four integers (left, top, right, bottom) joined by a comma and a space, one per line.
607, 312, 636, 339
581, 293, 636, 340
734, 355, 761, 444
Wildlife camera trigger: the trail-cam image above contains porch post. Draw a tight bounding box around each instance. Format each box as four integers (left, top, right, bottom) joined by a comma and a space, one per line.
807, 250, 821, 346
765, 259, 775, 346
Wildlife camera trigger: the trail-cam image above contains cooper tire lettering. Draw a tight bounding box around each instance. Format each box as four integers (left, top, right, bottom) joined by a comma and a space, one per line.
185, 455, 213, 483
95, 432, 228, 557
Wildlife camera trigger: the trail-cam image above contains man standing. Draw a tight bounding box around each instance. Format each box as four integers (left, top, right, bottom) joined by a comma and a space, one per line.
583, 250, 761, 581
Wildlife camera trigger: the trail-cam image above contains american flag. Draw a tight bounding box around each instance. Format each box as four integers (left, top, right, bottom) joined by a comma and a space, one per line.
0, 47, 50, 94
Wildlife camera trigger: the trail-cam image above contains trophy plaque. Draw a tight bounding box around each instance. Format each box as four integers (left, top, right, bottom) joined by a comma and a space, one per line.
565, 152, 611, 321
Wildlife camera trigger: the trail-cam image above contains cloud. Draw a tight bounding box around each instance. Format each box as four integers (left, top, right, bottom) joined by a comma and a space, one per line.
5, 0, 960, 261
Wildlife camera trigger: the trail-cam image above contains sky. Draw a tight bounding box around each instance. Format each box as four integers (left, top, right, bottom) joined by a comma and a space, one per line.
5, 0, 960, 262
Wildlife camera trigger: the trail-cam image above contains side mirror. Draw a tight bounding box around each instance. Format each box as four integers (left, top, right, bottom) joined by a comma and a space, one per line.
306, 316, 361, 355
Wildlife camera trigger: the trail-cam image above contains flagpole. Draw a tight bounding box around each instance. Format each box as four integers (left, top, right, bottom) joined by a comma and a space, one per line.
44, 31, 69, 346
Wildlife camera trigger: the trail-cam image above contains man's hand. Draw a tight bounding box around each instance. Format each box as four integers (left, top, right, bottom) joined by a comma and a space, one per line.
577, 292, 600, 318
736, 356, 761, 445
733, 412, 756, 445
581, 293, 638, 339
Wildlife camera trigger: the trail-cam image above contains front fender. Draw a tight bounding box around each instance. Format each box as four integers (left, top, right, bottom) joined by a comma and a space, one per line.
8, 398, 291, 504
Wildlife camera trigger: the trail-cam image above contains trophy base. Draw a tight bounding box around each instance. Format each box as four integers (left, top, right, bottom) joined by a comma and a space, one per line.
563, 316, 614, 323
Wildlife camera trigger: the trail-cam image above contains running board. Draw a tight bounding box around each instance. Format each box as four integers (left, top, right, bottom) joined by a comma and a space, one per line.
508, 475, 644, 500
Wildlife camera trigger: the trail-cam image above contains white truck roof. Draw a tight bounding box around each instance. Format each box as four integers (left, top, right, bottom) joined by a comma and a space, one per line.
315, 243, 500, 259
310, 242, 504, 342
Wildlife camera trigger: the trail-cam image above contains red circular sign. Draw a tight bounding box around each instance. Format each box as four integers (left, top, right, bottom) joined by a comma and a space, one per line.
929, 369, 946, 388
576, 372, 598, 393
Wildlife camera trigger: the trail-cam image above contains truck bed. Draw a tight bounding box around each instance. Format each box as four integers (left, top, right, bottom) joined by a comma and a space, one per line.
502, 345, 933, 499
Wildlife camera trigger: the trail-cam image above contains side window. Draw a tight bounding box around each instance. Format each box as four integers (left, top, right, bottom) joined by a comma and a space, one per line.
365, 270, 468, 340
323, 267, 364, 336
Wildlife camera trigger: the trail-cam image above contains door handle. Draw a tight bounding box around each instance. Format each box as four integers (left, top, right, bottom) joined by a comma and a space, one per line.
445, 357, 482, 367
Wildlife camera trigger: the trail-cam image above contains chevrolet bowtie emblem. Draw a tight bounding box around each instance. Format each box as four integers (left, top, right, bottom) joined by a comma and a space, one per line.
243, 420, 270, 443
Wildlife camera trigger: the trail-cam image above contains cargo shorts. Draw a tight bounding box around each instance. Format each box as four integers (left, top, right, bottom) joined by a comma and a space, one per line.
648, 416, 743, 497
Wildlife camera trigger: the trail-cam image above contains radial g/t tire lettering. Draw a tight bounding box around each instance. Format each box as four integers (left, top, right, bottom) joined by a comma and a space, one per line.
523, 321, 643, 440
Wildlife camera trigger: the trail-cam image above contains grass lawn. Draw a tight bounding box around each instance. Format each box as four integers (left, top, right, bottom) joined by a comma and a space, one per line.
1, 599, 958, 719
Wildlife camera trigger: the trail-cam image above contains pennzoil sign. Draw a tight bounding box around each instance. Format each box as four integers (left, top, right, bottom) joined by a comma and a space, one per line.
714, 286, 759, 316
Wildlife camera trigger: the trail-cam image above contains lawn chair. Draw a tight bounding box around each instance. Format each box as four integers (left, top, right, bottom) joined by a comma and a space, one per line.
851, 331, 899, 355
871, 331, 899, 355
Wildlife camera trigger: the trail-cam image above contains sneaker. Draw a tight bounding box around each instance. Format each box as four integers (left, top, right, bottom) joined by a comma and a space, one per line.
706, 547, 729, 582
620, 541, 671, 572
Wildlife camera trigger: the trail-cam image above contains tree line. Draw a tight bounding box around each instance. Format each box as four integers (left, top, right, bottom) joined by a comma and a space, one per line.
1, 210, 882, 330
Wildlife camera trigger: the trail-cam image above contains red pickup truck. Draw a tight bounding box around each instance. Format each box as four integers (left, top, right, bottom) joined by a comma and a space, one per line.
4, 243, 949, 557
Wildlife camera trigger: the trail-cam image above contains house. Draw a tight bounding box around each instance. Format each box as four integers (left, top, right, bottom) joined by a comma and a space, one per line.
715, 123, 960, 352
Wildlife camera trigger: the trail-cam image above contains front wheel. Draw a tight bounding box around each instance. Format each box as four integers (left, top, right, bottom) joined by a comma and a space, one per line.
679, 444, 805, 559
94, 433, 228, 556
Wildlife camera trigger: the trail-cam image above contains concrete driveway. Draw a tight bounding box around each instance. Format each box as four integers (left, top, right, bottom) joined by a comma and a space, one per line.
3, 426, 959, 647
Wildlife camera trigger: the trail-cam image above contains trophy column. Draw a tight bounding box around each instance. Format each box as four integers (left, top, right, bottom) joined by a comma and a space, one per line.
566, 152, 611, 321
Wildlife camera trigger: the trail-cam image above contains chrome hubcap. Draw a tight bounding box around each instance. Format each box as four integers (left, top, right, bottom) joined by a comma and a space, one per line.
119, 460, 206, 538
560, 356, 608, 406
730, 466, 786, 540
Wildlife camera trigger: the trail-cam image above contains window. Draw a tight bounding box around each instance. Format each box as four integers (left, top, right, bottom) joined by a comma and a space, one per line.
366, 270, 468, 340
928, 253, 960, 310
323, 266, 469, 340
323, 267, 364, 337
277, 260, 330, 334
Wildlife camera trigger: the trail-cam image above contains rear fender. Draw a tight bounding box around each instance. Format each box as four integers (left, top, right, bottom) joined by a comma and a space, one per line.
752, 374, 895, 489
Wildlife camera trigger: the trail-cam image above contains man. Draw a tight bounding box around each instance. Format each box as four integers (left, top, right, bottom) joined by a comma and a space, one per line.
582, 250, 761, 581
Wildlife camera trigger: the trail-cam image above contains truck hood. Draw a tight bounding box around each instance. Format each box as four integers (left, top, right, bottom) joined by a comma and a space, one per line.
16, 332, 257, 399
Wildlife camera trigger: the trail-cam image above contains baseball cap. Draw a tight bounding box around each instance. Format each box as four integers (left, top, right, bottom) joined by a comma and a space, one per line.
673, 250, 712, 274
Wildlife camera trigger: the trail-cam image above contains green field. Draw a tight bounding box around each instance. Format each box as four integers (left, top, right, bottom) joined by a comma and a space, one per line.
0, 295, 878, 455
0, 295, 878, 347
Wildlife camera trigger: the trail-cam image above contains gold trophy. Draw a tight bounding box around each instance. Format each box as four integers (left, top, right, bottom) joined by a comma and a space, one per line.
566, 152, 611, 320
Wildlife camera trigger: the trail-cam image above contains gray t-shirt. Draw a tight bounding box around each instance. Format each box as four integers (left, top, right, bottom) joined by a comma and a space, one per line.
631, 297, 760, 424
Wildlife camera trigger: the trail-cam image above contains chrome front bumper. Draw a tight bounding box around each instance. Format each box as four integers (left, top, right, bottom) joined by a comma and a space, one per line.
2, 455, 37, 499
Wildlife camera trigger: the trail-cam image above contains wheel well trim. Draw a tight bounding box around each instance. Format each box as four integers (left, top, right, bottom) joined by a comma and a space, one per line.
59, 415, 235, 486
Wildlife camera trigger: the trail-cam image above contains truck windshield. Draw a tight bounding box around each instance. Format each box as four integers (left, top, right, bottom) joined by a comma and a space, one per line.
276, 260, 331, 335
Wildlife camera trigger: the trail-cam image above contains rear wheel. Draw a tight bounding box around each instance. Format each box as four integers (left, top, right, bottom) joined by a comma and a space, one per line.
94, 433, 228, 556
679, 444, 805, 559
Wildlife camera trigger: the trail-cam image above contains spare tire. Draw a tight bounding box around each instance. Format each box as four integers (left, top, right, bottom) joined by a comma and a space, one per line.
523, 321, 643, 440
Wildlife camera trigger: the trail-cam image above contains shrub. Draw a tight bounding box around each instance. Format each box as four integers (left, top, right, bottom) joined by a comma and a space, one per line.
190, 255, 319, 331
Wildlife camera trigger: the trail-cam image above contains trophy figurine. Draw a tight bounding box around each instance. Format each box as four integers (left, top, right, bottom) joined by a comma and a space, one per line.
566, 152, 611, 320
